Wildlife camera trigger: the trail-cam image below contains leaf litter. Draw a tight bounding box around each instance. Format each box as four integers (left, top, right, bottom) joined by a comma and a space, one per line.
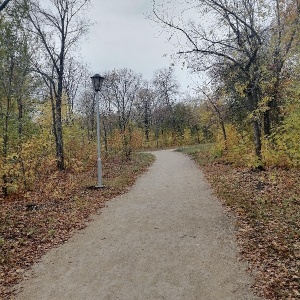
203, 163, 300, 299
0, 153, 155, 300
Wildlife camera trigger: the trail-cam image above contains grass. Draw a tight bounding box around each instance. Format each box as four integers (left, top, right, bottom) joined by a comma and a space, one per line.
176, 144, 216, 165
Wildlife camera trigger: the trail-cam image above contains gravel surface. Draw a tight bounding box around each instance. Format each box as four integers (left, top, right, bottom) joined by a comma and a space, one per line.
15, 149, 262, 300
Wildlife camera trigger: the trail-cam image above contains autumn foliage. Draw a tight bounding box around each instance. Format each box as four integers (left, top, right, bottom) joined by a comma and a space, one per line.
1, 0, 300, 299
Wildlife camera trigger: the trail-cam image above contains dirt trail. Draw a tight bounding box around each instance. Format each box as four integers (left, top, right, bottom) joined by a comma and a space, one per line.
15, 150, 261, 300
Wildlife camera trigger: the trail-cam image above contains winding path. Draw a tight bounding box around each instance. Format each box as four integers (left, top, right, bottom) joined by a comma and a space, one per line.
15, 150, 261, 300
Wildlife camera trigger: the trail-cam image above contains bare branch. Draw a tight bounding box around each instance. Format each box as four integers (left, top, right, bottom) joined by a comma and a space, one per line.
152, 2, 199, 51
0, 0, 12, 12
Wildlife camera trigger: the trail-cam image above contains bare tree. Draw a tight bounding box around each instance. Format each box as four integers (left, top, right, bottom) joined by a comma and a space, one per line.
152, 67, 179, 136
102, 69, 141, 133
28, 0, 91, 170
100, 69, 142, 158
64, 58, 88, 123
135, 82, 156, 142
152, 67, 179, 109
200, 88, 227, 146
152, 0, 268, 162
78, 79, 95, 140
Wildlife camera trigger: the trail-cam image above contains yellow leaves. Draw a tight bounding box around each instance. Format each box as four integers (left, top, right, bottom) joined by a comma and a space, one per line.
67, 159, 85, 173
130, 128, 143, 149
262, 94, 300, 168
0, 130, 55, 194
108, 129, 123, 152
182, 128, 192, 144
234, 82, 247, 97
35, 100, 53, 127
258, 96, 272, 113
213, 83, 300, 168
0, 154, 22, 194
215, 124, 259, 166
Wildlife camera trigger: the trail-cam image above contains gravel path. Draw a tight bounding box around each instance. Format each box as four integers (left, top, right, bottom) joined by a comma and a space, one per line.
15, 149, 261, 300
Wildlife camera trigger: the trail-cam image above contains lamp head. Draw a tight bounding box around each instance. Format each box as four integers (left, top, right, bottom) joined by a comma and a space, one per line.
91, 74, 105, 92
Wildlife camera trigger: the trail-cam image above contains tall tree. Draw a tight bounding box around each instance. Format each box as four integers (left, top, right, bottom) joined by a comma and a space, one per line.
135, 82, 155, 142
64, 58, 88, 123
152, 67, 179, 134
28, 0, 90, 170
135, 80, 155, 142
78, 77, 95, 140
200, 88, 227, 146
263, 0, 300, 136
153, 0, 269, 162
0, 0, 36, 195
100, 69, 142, 158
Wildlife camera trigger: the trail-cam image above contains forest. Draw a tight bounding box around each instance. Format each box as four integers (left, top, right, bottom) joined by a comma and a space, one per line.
0, 0, 300, 299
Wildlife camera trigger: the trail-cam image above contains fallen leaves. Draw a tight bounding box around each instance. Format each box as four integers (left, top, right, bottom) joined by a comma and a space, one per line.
202, 163, 300, 299
0, 152, 155, 300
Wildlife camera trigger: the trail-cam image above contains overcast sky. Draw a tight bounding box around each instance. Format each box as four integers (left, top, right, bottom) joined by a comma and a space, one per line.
80, 0, 200, 94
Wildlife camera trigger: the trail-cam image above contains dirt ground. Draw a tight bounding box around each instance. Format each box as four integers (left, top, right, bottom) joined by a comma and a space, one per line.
14, 149, 262, 300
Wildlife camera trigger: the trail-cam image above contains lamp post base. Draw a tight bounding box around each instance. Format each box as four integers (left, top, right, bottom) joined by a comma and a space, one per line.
95, 185, 105, 189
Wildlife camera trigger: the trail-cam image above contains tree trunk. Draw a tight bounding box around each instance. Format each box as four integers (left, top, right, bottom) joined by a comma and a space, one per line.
2, 98, 10, 197
264, 75, 281, 136
2, 59, 14, 196
55, 104, 64, 170
56, 71, 65, 170
144, 99, 150, 142
214, 105, 227, 147
17, 96, 27, 189
263, 109, 271, 136
0, 0, 12, 11
55, 31, 65, 170
252, 119, 262, 164
247, 80, 263, 165
220, 120, 227, 148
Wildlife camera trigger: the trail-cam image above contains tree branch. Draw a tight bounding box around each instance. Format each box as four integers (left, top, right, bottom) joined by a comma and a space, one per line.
0, 0, 12, 12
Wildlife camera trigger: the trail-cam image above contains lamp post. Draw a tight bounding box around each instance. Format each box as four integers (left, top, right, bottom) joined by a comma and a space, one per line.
91, 74, 105, 188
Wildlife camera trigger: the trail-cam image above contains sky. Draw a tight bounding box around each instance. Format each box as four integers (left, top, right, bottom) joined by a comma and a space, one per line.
80, 0, 200, 94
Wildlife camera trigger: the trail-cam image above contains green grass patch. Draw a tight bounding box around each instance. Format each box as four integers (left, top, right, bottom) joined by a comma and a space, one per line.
177, 143, 216, 166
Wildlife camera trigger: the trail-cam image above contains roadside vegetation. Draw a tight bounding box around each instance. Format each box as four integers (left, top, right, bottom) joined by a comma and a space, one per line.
178, 144, 300, 299
0, 152, 155, 299
1, 0, 300, 299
